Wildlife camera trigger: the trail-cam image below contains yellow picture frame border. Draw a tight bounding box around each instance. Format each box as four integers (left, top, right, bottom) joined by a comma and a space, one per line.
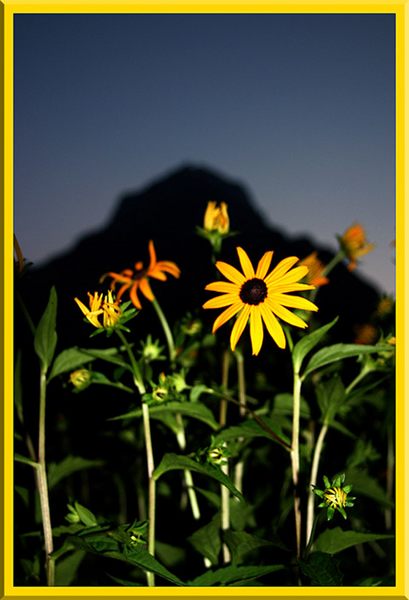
1, 1, 407, 599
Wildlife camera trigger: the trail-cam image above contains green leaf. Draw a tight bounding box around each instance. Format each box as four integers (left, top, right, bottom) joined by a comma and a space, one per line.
73, 502, 98, 527
110, 401, 219, 430
314, 526, 394, 554
54, 549, 86, 585
223, 530, 273, 565
34, 286, 57, 371
299, 551, 343, 585
153, 453, 244, 501
78, 347, 133, 371
188, 515, 221, 565
14, 351, 23, 423
273, 393, 311, 419
120, 545, 186, 586
48, 347, 95, 380
213, 417, 290, 448
302, 343, 392, 379
292, 317, 338, 373
189, 564, 284, 586
47, 455, 105, 490
14, 453, 39, 469
315, 375, 345, 422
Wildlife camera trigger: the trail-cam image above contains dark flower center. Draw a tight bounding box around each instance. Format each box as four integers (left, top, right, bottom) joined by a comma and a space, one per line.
239, 278, 268, 305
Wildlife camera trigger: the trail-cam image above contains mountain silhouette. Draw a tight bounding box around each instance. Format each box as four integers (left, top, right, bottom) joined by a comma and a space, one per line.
17, 164, 380, 348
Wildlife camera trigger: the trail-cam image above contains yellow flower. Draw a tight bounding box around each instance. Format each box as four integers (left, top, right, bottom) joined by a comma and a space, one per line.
299, 252, 329, 287
102, 240, 180, 309
69, 368, 92, 390
74, 290, 122, 329
203, 247, 318, 355
204, 201, 229, 234
338, 223, 375, 271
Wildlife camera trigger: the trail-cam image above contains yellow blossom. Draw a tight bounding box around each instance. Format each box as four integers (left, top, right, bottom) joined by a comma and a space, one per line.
203, 246, 318, 355
204, 201, 230, 234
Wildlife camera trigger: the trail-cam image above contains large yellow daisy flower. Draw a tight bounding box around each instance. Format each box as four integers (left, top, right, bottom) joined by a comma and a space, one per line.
203, 247, 318, 355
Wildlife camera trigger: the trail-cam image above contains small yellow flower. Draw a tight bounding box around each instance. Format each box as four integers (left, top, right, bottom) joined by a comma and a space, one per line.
74, 290, 122, 329
203, 246, 318, 355
299, 252, 329, 287
338, 223, 375, 271
375, 296, 394, 318
101, 240, 180, 309
204, 201, 230, 234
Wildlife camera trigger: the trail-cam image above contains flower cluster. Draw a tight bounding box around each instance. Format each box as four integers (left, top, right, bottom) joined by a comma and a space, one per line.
74, 290, 137, 336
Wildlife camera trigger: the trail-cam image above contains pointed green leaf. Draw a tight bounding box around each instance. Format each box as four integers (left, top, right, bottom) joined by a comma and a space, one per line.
213, 417, 290, 448
48, 455, 105, 490
188, 515, 221, 565
314, 526, 394, 555
189, 564, 284, 586
34, 286, 57, 371
223, 530, 273, 565
153, 453, 243, 501
120, 546, 186, 586
345, 468, 394, 507
302, 343, 392, 379
292, 317, 338, 373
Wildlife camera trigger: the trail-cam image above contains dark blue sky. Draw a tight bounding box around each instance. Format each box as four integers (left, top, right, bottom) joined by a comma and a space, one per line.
14, 13, 395, 294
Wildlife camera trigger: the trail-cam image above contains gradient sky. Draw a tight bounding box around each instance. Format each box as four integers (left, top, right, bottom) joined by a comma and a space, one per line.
14, 13, 396, 294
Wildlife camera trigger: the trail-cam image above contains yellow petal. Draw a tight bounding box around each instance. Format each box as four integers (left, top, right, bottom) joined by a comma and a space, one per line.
259, 303, 286, 348
237, 247, 255, 279
269, 265, 309, 287
256, 250, 273, 279
216, 261, 246, 285
249, 306, 264, 356
268, 293, 318, 312
264, 256, 300, 284
203, 294, 238, 309
230, 304, 250, 351
205, 281, 239, 293
74, 297, 91, 317
211, 302, 242, 333
266, 298, 308, 329
268, 282, 314, 294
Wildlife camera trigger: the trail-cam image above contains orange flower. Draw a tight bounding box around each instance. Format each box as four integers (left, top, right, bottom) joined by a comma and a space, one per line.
353, 323, 378, 345
299, 252, 329, 287
101, 240, 180, 309
338, 223, 375, 271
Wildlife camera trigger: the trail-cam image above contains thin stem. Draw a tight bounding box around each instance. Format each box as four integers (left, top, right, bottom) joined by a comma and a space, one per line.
291, 371, 302, 559
220, 348, 231, 564
175, 414, 201, 520
306, 422, 328, 545
234, 350, 246, 494
116, 329, 145, 394
152, 298, 176, 365
37, 368, 54, 585
385, 424, 394, 530
142, 402, 156, 587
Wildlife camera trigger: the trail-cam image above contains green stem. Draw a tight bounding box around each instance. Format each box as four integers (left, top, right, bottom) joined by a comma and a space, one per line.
116, 329, 145, 394
37, 368, 54, 585
306, 422, 328, 545
234, 350, 246, 494
152, 298, 176, 365
175, 414, 201, 520
142, 402, 156, 587
291, 371, 302, 559
220, 348, 231, 564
